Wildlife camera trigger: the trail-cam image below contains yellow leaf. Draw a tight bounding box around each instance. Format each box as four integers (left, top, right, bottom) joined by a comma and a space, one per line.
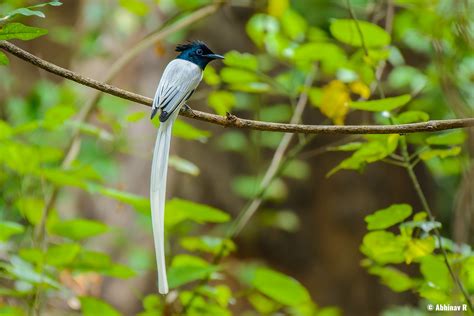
320, 80, 350, 125
350, 80, 371, 99
405, 237, 435, 264
268, 0, 289, 17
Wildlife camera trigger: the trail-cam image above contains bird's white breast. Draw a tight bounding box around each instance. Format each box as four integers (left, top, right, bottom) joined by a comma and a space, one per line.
161, 59, 203, 88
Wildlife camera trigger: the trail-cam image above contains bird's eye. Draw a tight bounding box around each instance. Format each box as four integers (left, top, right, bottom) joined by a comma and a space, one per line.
196, 48, 203, 55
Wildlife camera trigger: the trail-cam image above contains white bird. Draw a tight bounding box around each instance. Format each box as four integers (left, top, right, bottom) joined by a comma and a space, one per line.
150, 41, 224, 294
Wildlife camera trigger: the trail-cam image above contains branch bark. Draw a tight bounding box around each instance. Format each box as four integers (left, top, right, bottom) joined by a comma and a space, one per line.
1, 40, 473, 135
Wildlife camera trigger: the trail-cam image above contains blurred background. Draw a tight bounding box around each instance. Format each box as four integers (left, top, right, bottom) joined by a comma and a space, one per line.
0, 0, 473, 315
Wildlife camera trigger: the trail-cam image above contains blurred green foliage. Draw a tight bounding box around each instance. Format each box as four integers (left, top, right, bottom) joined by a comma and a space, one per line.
0, 0, 473, 315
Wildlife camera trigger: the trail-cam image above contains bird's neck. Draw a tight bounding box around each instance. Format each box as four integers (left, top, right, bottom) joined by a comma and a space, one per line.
176, 53, 209, 70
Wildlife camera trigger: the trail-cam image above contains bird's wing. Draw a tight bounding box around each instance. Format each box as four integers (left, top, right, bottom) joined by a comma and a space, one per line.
151, 59, 203, 122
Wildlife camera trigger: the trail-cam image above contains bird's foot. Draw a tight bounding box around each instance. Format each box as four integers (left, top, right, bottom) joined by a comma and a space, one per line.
183, 104, 195, 116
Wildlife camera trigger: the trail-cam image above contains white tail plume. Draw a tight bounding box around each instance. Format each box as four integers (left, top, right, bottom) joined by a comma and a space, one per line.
150, 119, 174, 294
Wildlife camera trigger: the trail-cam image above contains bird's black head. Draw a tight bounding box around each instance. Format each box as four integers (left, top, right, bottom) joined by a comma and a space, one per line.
175, 41, 224, 70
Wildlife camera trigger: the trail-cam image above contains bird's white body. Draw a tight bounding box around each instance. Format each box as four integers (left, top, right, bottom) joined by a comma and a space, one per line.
151, 59, 202, 294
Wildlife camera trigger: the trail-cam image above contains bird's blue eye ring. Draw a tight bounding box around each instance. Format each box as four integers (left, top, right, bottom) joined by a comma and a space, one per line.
196, 48, 203, 55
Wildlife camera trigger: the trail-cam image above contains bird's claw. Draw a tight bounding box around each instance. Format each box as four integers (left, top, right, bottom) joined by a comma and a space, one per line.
183, 104, 195, 115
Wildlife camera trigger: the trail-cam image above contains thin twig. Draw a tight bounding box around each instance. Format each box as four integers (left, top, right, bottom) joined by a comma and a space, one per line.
1, 40, 473, 135
400, 137, 473, 313
229, 66, 316, 236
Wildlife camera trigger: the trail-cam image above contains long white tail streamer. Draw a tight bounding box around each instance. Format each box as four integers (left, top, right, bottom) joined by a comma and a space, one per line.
150, 119, 174, 294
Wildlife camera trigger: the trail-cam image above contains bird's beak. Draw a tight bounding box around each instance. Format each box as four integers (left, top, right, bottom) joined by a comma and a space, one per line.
205, 53, 225, 60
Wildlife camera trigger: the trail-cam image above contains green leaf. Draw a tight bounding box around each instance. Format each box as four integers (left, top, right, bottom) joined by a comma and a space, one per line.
6, 257, 60, 288
141, 294, 161, 313
257, 131, 285, 149
221, 67, 260, 84
118, 0, 149, 15
260, 104, 292, 123
16, 198, 45, 225
361, 231, 406, 264
172, 119, 211, 142
365, 204, 412, 230
2, 1, 62, 20
203, 65, 221, 86
208, 91, 236, 116
168, 254, 219, 289
294, 43, 347, 65
368, 266, 414, 292
388, 66, 427, 91
280, 9, 307, 41
419, 147, 462, 161
0, 142, 40, 174
0, 23, 48, 41
89, 185, 150, 214
80, 297, 122, 316
248, 293, 279, 314
350, 95, 411, 112
75, 250, 111, 270
174, 0, 212, 10
329, 142, 364, 152
330, 19, 391, 47
0, 52, 9, 66
223, 51, 258, 71
232, 176, 287, 201
405, 237, 435, 263
307, 26, 329, 42
426, 130, 466, 146
268, 0, 289, 17
169, 155, 200, 176
246, 14, 279, 47
461, 257, 474, 293
281, 159, 311, 180
5, 8, 46, 18
102, 264, 136, 279
19, 248, 43, 264
420, 255, 453, 291
43, 105, 75, 129
165, 199, 230, 227
0, 120, 12, 140
74, 250, 135, 278
216, 131, 248, 152
180, 236, 236, 255
179, 291, 231, 316
396, 111, 429, 124
264, 31, 294, 58
328, 135, 399, 176
39, 168, 88, 189
252, 267, 311, 306
0, 221, 24, 241
199, 285, 233, 308
45, 243, 81, 266
261, 210, 300, 232
229, 82, 271, 93
69, 122, 113, 141
126, 111, 146, 122
292, 42, 348, 74
49, 219, 108, 240
0, 306, 26, 316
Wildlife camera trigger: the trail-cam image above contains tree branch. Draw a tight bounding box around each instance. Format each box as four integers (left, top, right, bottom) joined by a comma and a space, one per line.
1, 40, 473, 135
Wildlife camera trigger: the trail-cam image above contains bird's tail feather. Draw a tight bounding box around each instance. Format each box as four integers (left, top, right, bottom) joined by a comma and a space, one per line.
150, 120, 173, 294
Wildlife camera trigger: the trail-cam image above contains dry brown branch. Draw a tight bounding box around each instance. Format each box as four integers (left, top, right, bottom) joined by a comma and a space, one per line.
1, 40, 473, 135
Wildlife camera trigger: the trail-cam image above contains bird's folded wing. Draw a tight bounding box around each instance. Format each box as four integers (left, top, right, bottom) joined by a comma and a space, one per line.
152, 59, 202, 122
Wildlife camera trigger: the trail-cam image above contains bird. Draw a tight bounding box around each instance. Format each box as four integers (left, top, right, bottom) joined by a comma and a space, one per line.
150, 41, 224, 294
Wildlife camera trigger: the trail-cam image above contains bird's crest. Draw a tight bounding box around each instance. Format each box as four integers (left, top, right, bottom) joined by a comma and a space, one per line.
175, 40, 207, 52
